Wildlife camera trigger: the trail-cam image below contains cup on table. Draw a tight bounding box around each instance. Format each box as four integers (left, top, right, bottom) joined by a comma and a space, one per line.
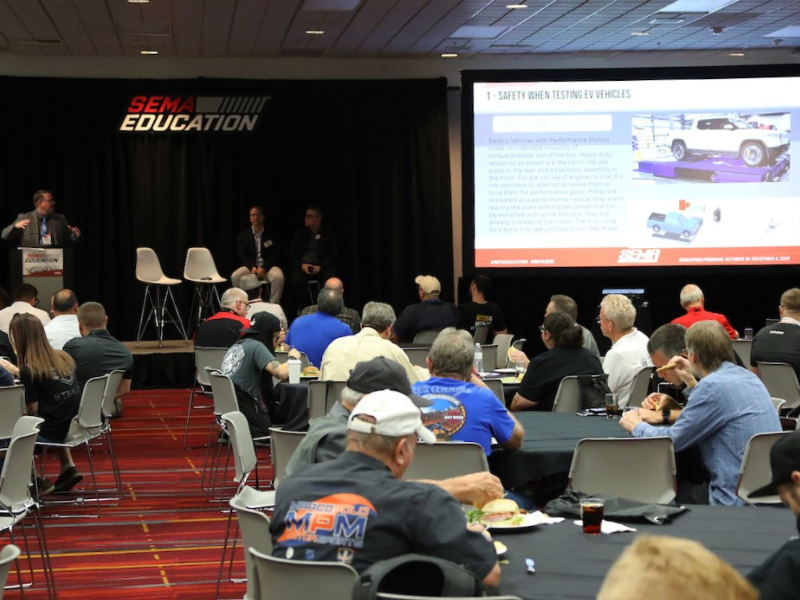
287, 358, 301, 385
514, 359, 527, 377
580, 497, 604, 535
604, 393, 619, 419
744, 328, 753, 340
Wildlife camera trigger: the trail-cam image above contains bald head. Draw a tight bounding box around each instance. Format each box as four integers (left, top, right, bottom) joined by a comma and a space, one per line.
51, 289, 78, 315
324, 277, 344, 294
680, 284, 704, 309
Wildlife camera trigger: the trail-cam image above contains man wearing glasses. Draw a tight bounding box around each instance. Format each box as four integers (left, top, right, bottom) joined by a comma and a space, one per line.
0, 283, 51, 334
1, 190, 82, 247
194, 287, 253, 349
287, 205, 338, 310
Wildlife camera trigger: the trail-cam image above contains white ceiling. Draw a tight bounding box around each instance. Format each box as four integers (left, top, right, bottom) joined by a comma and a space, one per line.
1, 0, 799, 82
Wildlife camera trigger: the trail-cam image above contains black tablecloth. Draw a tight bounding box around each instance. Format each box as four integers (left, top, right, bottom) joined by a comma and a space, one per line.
273, 381, 310, 431
496, 504, 792, 600
489, 412, 630, 489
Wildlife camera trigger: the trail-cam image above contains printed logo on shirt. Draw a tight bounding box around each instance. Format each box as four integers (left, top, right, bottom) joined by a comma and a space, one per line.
419, 394, 467, 440
221, 344, 244, 376
277, 494, 376, 550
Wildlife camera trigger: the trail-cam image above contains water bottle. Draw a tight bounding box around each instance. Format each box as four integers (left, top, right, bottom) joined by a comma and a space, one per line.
474, 342, 483, 374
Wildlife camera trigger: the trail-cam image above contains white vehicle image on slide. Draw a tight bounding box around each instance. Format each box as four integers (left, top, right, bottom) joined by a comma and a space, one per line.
668, 117, 790, 167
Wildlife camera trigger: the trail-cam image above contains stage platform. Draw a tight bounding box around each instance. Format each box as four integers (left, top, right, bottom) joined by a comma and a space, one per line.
124, 340, 195, 389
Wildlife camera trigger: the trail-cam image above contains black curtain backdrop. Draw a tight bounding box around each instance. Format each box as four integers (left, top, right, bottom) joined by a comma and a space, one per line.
0, 77, 453, 341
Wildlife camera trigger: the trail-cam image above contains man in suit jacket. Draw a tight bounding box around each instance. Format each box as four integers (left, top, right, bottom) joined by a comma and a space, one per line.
230, 205, 284, 304
1, 190, 81, 247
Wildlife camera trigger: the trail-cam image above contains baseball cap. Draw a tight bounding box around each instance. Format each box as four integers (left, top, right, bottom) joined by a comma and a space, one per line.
241, 311, 280, 335
239, 274, 266, 292
348, 390, 437, 444
347, 357, 432, 407
415, 275, 441, 295
749, 431, 800, 497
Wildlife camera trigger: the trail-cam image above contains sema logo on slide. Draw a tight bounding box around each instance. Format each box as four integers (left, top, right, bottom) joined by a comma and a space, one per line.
618, 249, 661, 264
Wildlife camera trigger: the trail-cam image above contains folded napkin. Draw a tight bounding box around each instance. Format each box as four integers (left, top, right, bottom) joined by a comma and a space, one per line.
529, 511, 565, 526
574, 519, 637, 534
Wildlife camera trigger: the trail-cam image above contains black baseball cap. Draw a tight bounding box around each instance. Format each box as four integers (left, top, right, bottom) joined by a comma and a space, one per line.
347, 357, 432, 407
241, 311, 280, 335
750, 431, 800, 498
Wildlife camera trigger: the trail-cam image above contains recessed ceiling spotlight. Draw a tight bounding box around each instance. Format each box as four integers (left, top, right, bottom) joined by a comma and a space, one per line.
631, 31, 649, 36
729, 52, 745, 56
140, 50, 158, 55
506, 4, 528, 8
306, 30, 325, 35
441, 53, 458, 58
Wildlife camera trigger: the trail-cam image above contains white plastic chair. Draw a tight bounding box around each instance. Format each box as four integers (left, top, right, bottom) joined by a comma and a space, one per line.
757, 362, 800, 412
269, 427, 307, 489
307, 380, 346, 423
483, 378, 504, 402
223, 486, 274, 600
731, 339, 752, 368
627, 366, 654, 407
0, 544, 21, 600
569, 437, 677, 504
493, 334, 513, 368
771, 397, 786, 413
201, 370, 240, 498
480, 344, 497, 373
183, 347, 228, 449
0, 386, 25, 450
402, 347, 429, 369
135, 247, 188, 346
402, 441, 489, 482
184, 247, 227, 331
412, 330, 441, 344
248, 547, 359, 600
552, 376, 583, 413
473, 324, 489, 344
736, 431, 791, 505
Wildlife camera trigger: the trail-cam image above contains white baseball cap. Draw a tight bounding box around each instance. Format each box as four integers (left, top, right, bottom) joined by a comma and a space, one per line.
348, 390, 437, 444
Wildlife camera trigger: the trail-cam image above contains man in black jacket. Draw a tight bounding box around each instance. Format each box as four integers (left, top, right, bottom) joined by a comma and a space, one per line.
287, 205, 337, 308
230, 205, 284, 304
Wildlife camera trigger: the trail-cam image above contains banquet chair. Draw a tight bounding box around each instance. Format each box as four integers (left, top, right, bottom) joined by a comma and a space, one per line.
184, 247, 227, 332
569, 437, 677, 504
493, 334, 513, 368
183, 347, 228, 448
268, 427, 307, 489
223, 486, 274, 600
0, 416, 55, 599
731, 339, 752, 368
627, 366, 654, 407
551, 376, 583, 413
413, 330, 441, 344
248, 548, 359, 600
771, 397, 786, 413
135, 247, 189, 346
736, 431, 791, 505
510, 338, 526, 355
480, 344, 498, 373
473, 324, 489, 344
402, 442, 489, 482
202, 371, 240, 497
0, 386, 25, 452
402, 347, 429, 369
483, 378, 504, 403
97, 370, 125, 500
307, 380, 346, 422
757, 362, 800, 413
0, 544, 21, 600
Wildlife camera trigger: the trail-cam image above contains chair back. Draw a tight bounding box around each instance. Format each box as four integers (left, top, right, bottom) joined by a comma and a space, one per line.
275, 351, 310, 370
402, 347, 429, 369
0, 386, 25, 440
230, 487, 273, 600
757, 362, 800, 410
307, 380, 344, 422
480, 345, 497, 373
569, 437, 677, 504
195, 347, 228, 388
402, 442, 489, 481
0, 544, 21, 597
732, 339, 752, 367
483, 378, 504, 403
413, 330, 441, 344
268, 427, 307, 488
473, 325, 489, 344
552, 376, 583, 413
0, 417, 43, 513
771, 397, 786, 413
64, 375, 108, 442
737, 431, 791, 504
221, 411, 257, 487
248, 547, 359, 600
102, 370, 126, 419
627, 366, 654, 407
510, 338, 526, 354
209, 371, 240, 417
493, 334, 513, 368
135, 247, 167, 283
184, 247, 224, 281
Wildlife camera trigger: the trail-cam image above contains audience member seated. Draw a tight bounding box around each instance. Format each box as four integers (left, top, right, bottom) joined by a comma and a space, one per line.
413, 328, 523, 455
458, 275, 507, 342
641, 323, 688, 424
230, 205, 284, 304
287, 205, 337, 308
63, 302, 134, 418
620, 321, 781, 505
751, 287, 800, 380
599, 293, 652, 407
44, 289, 80, 350
746, 431, 800, 600
0, 283, 51, 334
510, 312, 604, 411
286, 287, 351, 368
241, 273, 288, 331
221, 312, 293, 439
287, 356, 503, 507
298, 277, 361, 335
321, 301, 425, 384
0, 363, 12, 386
546, 294, 599, 358
0, 330, 16, 364
270, 389, 502, 588
598, 535, 757, 600
194, 288, 251, 349
1, 314, 82, 495
671, 283, 738, 339
392, 275, 460, 343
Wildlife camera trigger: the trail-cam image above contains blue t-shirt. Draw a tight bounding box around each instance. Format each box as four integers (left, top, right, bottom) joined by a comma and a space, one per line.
286, 311, 352, 368
412, 376, 516, 455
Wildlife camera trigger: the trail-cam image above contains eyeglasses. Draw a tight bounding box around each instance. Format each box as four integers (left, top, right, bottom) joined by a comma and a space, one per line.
304, 213, 320, 219
596, 316, 611, 324
39, 199, 55, 204
538, 324, 546, 333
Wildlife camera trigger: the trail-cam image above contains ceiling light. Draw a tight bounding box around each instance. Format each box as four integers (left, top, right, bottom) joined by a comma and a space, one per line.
128, 0, 150, 3
630, 32, 649, 36
729, 52, 745, 56
306, 30, 325, 35
140, 50, 158, 55
441, 53, 458, 58
657, 0, 739, 12
506, 4, 528, 8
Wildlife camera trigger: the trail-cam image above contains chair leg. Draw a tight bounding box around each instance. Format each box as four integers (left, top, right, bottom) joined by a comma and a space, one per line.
136, 285, 156, 346
165, 286, 189, 343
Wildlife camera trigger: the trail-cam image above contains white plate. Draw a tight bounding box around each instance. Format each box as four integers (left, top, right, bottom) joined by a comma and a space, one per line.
493, 541, 508, 556
481, 512, 543, 530
494, 368, 517, 374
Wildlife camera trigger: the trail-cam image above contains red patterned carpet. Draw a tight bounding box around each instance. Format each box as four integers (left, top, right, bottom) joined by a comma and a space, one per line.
13, 389, 273, 600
